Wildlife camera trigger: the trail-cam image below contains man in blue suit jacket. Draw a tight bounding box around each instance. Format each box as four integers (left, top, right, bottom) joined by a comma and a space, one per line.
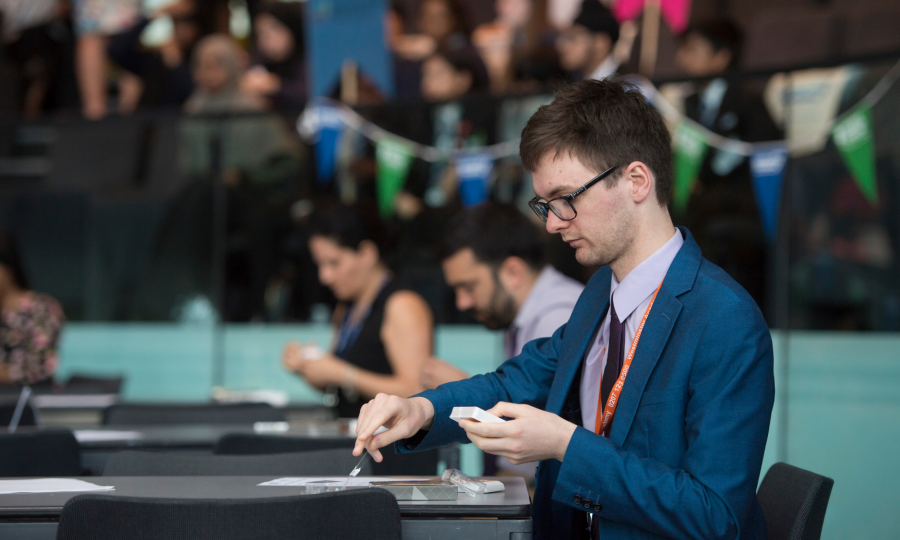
354, 79, 775, 540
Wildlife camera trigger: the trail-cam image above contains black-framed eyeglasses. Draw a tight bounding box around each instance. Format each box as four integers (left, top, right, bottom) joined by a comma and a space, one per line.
528, 165, 619, 223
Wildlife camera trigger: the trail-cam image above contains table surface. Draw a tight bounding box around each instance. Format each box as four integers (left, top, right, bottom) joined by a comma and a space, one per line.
0, 476, 531, 519
25, 420, 359, 449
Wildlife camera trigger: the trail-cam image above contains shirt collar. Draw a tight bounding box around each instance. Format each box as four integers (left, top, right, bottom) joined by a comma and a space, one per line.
512, 266, 561, 330
610, 229, 684, 320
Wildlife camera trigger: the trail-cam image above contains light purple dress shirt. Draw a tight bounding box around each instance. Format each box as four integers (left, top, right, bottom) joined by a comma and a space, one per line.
505, 265, 584, 358
580, 229, 685, 432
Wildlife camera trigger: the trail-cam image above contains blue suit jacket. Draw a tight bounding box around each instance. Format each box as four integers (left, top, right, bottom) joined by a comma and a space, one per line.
399, 228, 774, 540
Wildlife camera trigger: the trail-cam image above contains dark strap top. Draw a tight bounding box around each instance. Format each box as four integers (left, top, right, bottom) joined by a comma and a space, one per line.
332, 279, 400, 418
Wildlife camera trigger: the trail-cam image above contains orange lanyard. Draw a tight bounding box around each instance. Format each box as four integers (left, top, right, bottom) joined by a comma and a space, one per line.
594, 281, 663, 436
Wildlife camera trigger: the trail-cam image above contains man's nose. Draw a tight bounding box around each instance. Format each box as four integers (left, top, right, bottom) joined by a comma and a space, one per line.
546, 211, 568, 234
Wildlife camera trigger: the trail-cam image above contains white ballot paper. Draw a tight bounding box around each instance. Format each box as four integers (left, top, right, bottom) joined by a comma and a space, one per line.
74, 430, 144, 442
259, 477, 427, 488
0, 479, 114, 495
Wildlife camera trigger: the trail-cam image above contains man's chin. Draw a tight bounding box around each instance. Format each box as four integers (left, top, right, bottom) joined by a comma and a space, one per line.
574, 247, 603, 267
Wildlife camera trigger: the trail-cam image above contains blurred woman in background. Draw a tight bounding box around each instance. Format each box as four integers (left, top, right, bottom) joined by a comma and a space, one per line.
0, 233, 64, 387
282, 205, 433, 418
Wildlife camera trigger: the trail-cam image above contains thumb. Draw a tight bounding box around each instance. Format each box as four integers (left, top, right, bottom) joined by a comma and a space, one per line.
486, 401, 525, 420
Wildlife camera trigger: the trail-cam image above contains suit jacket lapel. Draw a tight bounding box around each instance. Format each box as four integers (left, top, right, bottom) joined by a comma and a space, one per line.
608, 288, 682, 444
545, 267, 611, 415
609, 227, 702, 444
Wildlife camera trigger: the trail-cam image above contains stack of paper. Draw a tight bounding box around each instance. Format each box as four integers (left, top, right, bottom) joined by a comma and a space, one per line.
0, 479, 114, 495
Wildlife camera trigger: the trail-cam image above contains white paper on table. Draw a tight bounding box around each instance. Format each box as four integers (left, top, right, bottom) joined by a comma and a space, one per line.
0, 479, 115, 495
74, 430, 144, 442
258, 477, 429, 487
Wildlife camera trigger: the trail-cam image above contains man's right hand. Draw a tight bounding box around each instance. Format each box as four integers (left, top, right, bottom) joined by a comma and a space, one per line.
353, 394, 435, 462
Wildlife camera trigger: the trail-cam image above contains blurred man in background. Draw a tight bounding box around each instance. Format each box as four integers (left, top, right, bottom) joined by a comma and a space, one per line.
555, 0, 619, 81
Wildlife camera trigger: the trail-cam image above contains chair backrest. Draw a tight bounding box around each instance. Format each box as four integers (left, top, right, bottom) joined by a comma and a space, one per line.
63, 375, 124, 395
56, 490, 401, 540
0, 430, 82, 477
214, 434, 440, 476
757, 462, 835, 540
103, 449, 372, 477
0, 395, 40, 428
102, 403, 285, 425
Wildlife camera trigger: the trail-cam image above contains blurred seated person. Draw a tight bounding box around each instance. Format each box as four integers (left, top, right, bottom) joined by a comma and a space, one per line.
391, 0, 470, 63
421, 48, 489, 103
421, 203, 582, 387
0, 234, 64, 388
412, 48, 493, 207
672, 18, 781, 310
282, 205, 433, 418
168, 35, 302, 321
107, 0, 208, 109
241, 2, 306, 109
555, 0, 619, 81
472, 0, 559, 93
181, 34, 302, 189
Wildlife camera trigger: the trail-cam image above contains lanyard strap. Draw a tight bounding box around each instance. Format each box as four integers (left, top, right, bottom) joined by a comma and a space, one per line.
594, 281, 663, 436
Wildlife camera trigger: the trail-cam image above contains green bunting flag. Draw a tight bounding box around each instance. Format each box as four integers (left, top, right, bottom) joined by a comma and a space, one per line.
672, 123, 709, 212
375, 138, 415, 218
832, 105, 878, 205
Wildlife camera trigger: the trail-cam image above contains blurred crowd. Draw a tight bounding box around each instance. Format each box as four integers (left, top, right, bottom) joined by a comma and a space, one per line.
1, 0, 896, 334
0, 0, 771, 117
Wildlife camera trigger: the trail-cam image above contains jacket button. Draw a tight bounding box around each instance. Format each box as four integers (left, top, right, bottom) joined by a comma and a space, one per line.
573, 495, 582, 504
583, 502, 591, 509
594, 504, 603, 512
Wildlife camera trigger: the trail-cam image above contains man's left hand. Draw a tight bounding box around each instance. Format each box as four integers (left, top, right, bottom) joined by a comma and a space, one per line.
458, 402, 577, 464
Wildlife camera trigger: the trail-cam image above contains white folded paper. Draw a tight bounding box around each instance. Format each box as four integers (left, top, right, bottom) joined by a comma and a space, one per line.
0, 479, 114, 495
74, 430, 144, 442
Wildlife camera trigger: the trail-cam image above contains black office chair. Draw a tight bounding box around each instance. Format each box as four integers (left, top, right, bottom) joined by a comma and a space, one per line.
0, 430, 82, 477
56, 490, 402, 540
757, 462, 835, 540
0, 395, 40, 428
215, 434, 440, 476
102, 402, 285, 425
103, 449, 372, 477
62, 375, 124, 395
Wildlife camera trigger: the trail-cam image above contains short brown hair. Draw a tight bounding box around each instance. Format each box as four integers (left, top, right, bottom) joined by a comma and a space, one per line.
519, 78, 673, 206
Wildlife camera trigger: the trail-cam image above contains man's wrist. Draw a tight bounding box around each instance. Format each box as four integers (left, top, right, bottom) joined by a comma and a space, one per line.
410, 396, 435, 430
555, 421, 578, 462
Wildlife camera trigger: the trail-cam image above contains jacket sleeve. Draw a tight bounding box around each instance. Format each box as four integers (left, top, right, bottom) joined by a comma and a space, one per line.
553, 298, 775, 540
396, 320, 568, 453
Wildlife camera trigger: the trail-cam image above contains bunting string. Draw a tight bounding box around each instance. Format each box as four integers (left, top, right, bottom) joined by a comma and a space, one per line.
297, 57, 900, 162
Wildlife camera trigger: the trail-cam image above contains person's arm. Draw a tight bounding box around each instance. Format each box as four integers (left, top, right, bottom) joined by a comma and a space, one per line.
352, 290, 432, 398
284, 291, 432, 399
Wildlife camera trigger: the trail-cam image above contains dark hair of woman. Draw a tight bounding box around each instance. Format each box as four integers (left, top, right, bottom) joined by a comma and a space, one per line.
308, 204, 386, 254
0, 233, 29, 290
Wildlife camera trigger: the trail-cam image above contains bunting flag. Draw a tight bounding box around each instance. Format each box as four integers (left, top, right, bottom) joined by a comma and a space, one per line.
613, 0, 693, 34
454, 153, 494, 207
750, 146, 789, 241
375, 138, 415, 217
314, 105, 345, 185
832, 105, 878, 205
672, 122, 708, 212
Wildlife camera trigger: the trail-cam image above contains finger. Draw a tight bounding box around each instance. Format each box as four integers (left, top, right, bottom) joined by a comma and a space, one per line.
459, 418, 509, 438
465, 431, 507, 455
486, 401, 530, 419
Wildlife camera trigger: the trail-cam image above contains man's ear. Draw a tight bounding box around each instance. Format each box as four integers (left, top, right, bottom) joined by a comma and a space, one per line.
497, 256, 529, 291
624, 161, 654, 204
